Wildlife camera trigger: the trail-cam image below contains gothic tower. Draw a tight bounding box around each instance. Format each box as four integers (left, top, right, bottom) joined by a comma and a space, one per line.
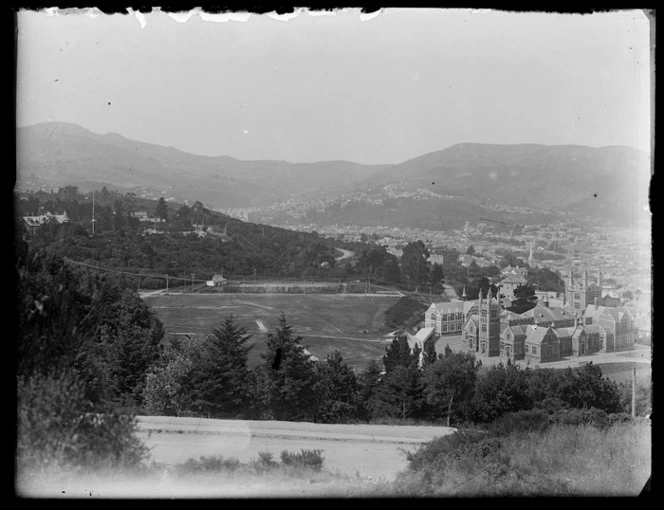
478, 288, 500, 357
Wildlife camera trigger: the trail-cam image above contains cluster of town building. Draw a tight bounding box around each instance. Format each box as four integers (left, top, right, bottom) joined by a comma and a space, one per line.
418, 264, 639, 364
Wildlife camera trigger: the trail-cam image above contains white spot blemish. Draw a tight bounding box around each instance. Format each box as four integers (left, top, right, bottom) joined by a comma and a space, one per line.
360, 9, 384, 21
243, 130, 249, 135
489, 171, 498, 180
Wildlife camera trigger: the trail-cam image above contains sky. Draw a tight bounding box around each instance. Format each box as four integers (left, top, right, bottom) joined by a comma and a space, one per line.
16, 8, 653, 165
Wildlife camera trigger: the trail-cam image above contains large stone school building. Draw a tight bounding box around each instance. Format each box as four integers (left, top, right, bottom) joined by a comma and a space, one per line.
423, 287, 637, 364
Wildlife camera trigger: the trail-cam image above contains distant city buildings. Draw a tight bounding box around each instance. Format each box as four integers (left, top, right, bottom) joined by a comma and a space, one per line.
422, 279, 639, 364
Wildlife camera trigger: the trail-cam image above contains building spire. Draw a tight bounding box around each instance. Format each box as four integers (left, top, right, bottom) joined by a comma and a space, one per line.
461, 285, 467, 300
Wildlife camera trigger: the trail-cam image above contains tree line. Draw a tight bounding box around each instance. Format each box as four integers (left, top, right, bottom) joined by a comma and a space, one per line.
15, 244, 649, 472
142, 312, 647, 425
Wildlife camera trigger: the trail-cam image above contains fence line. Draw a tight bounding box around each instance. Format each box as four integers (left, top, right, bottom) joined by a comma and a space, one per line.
61, 258, 402, 295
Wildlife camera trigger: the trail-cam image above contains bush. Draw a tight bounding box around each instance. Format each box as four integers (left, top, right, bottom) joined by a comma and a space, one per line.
487, 410, 551, 436
16, 371, 149, 474
174, 455, 242, 475
256, 451, 278, 469
549, 408, 610, 429
279, 449, 325, 471
609, 412, 634, 425
404, 429, 488, 472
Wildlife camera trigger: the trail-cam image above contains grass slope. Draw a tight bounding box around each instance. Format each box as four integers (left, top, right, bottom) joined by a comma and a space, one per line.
143, 293, 401, 370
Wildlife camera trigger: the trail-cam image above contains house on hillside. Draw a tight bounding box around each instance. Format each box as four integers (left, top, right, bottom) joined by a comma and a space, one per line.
22, 211, 70, 235
500, 272, 528, 300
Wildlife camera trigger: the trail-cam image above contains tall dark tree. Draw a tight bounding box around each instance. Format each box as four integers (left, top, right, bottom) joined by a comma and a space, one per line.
371, 364, 425, 421
383, 257, 402, 284
468, 363, 532, 423
314, 350, 359, 423
508, 283, 538, 314
430, 262, 445, 292
357, 359, 382, 421
253, 314, 319, 421
400, 240, 431, 287
557, 363, 622, 413
155, 197, 169, 222
194, 315, 254, 418
423, 350, 479, 424
382, 335, 417, 374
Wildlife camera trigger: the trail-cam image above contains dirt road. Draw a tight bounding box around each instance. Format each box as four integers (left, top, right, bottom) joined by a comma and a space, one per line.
136, 416, 455, 480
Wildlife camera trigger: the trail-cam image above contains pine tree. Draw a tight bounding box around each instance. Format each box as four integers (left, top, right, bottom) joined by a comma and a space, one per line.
357, 359, 382, 421
382, 335, 416, 374
194, 315, 254, 418
254, 314, 319, 421
155, 197, 169, 222
315, 350, 359, 423
372, 364, 424, 421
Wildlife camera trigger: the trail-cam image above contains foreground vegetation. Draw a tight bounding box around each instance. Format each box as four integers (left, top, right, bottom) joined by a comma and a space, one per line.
17, 415, 650, 497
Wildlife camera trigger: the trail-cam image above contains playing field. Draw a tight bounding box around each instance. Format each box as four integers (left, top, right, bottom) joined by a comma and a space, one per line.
142, 293, 402, 370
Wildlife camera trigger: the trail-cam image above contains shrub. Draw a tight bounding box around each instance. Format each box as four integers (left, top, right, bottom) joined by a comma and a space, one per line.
548, 408, 610, 428
279, 449, 325, 471
256, 451, 278, 469
174, 455, 242, 475
487, 410, 551, 436
609, 412, 634, 425
16, 370, 148, 474
404, 429, 488, 472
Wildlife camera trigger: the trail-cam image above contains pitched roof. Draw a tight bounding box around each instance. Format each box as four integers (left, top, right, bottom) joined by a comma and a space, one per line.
507, 325, 528, 338
430, 301, 466, 314
430, 298, 497, 316
525, 326, 553, 345
554, 327, 576, 338
501, 310, 522, 322
582, 324, 602, 335
501, 273, 528, 285
464, 314, 480, 329
522, 306, 574, 324
415, 327, 435, 343
584, 304, 634, 323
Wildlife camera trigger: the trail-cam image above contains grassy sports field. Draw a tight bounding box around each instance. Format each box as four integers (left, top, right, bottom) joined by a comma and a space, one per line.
142, 293, 402, 370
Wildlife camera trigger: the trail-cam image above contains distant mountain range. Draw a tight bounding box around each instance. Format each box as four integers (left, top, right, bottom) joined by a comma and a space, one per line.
16, 122, 651, 230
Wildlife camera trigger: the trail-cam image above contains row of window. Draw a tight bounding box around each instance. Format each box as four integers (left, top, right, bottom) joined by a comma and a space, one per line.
441, 322, 464, 332
437, 312, 463, 321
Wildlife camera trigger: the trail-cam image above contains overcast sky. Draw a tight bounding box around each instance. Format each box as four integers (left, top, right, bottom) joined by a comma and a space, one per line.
16, 8, 653, 165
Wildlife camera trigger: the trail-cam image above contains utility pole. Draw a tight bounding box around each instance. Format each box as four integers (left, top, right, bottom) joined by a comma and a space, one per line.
191, 273, 195, 292
91, 190, 96, 235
